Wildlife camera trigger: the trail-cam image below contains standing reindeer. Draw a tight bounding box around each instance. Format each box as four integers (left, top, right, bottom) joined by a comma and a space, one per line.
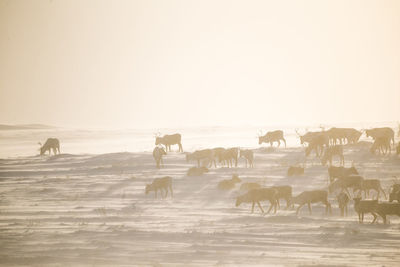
153, 146, 167, 168
365, 127, 395, 148
239, 149, 254, 168
305, 134, 329, 158
155, 133, 183, 152
321, 145, 344, 166
337, 192, 350, 217
145, 176, 173, 199
38, 138, 60, 156
370, 137, 391, 155
258, 130, 286, 147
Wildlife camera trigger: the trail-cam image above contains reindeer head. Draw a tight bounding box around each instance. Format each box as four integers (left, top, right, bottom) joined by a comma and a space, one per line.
231, 174, 241, 183
38, 142, 45, 155
295, 129, 306, 144
352, 197, 362, 205
159, 146, 167, 155
145, 184, 152, 195
328, 180, 338, 194
354, 131, 362, 142
235, 195, 244, 207
154, 132, 162, 145
257, 130, 264, 145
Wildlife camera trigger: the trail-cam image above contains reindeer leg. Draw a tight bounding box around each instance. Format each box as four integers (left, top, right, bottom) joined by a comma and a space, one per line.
296, 204, 304, 216
325, 202, 331, 215
164, 188, 168, 198
251, 202, 255, 213
257, 202, 265, 213
371, 212, 378, 224
345, 188, 351, 197
307, 202, 312, 215
265, 201, 273, 214
381, 187, 387, 199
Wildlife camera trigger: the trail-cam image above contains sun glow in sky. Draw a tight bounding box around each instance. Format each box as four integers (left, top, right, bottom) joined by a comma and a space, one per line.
1, 0, 399, 129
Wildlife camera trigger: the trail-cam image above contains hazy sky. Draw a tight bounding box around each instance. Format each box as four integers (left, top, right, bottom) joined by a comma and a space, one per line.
1, 0, 399, 129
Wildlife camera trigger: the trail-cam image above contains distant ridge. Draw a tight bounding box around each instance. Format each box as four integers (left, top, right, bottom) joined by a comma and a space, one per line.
0, 124, 56, 130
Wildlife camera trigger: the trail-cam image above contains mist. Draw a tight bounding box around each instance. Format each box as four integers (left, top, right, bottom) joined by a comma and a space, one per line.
1, 0, 399, 129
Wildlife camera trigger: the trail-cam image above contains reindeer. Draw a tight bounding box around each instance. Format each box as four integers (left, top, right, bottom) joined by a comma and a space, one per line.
258, 130, 286, 147
218, 174, 242, 190
373, 202, 400, 224
145, 176, 173, 199
370, 136, 391, 155
337, 192, 350, 217
389, 183, 400, 203
287, 165, 304, 176
239, 149, 254, 168
271, 185, 292, 209
153, 146, 167, 168
187, 166, 209, 176
344, 128, 362, 144
155, 133, 183, 152
361, 179, 386, 200
329, 175, 363, 197
321, 145, 344, 166
38, 138, 60, 156
305, 134, 329, 158
295, 129, 325, 146
292, 190, 331, 215
353, 197, 378, 224
218, 147, 239, 167
326, 128, 347, 145
235, 187, 278, 214
186, 149, 215, 167
365, 127, 395, 148
328, 166, 358, 183
212, 147, 226, 166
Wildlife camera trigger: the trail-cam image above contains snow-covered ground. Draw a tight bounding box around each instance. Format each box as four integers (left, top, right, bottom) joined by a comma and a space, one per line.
1, 126, 400, 266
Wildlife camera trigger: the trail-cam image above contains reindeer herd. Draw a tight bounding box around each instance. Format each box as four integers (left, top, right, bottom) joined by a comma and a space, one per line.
37, 125, 400, 224
145, 126, 400, 224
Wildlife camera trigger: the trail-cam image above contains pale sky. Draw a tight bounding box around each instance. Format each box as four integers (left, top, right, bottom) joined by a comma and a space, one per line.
0, 0, 399, 129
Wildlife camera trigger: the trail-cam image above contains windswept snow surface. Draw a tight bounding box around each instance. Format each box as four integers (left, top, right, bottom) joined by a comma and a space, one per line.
1, 126, 400, 266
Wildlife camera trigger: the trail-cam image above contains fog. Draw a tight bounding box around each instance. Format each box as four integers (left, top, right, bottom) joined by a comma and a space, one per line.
1, 0, 399, 129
